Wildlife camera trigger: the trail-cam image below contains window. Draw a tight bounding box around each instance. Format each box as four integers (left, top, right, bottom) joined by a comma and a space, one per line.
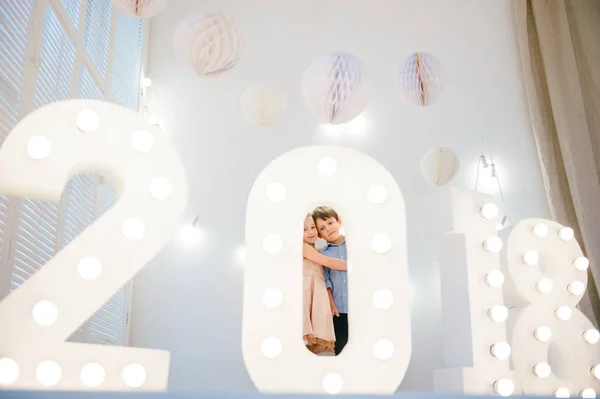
0, 0, 146, 347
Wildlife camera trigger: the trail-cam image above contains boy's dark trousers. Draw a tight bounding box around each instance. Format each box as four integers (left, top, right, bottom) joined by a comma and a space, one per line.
333, 313, 348, 355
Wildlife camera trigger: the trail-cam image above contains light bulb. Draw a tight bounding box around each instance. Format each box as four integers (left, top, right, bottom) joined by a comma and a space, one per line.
480, 203, 499, 220
536, 278, 553, 293
373, 289, 393, 309
322, 373, 343, 394
122, 218, 146, 241
235, 246, 246, 265
178, 224, 203, 246
76, 109, 100, 133
262, 234, 283, 254
533, 362, 551, 378
485, 271, 505, 288
591, 365, 600, 379
522, 250, 539, 265
36, 361, 61, 387
266, 182, 286, 202
559, 227, 575, 241
488, 305, 508, 322
261, 337, 282, 359
533, 326, 552, 342
574, 257, 590, 271
580, 388, 596, 398
131, 130, 155, 153
555, 387, 571, 398
373, 339, 394, 360
27, 135, 52, 160
533, 223, 549, 238
490, 342, 511, 359
77, 256, 102, 280
80, 363, 105, 388
583, 329, 600, 344
555, 306, 572, 321
262, 287, 283, 309
142, 77, 152, 87
122, 363, 146, 388
568, 281, 585, 296
371, 233, 392, 254
32, 300, 58, 326
367, 184, 387, 204
493, 379, 515, 397
0, 358, 19, 385
318, 157, 337, 178
149, 178, 172, 200
483, 236, 503, 253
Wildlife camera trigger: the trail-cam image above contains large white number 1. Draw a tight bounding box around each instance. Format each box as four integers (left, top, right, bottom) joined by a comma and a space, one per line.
0, 100, 187, 390
242, 146, 411, 394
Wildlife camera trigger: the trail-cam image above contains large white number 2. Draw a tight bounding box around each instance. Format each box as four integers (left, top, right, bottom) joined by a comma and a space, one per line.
243, 146, 411, 394
0, 100, 187, 390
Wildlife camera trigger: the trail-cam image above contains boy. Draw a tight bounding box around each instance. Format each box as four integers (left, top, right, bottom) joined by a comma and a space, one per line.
311, 206, 348, 356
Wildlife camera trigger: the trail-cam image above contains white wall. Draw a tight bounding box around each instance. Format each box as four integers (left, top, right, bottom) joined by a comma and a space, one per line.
130, 0, 550, 391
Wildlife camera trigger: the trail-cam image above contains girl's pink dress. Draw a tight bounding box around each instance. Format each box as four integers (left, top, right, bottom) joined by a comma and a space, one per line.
302, 258, 335, 354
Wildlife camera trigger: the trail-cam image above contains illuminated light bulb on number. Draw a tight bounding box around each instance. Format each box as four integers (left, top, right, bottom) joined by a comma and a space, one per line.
27, 135, 52, 160
367, 184, 387, 204
261, 287, 283, 309
131, 130, 155, 153
122, 218, 146, 242
533, 222, 549, 238
178, 223, 203, 247
483, 236, 503, 253
558, 227, 575, 241
574, 256, 590, 271
373, 339, 395, 360
533, 326, 552, 342
142, 77, 152, 87
533, 362, 551, 378
318, 157, 337, 178
262, 233, 283, 254
487, 305, 508, 322
536, 278, 553, 293
555, 388, 571, 398
80, 363, 105, 388
77, 256, 102, 280
580, 388, 596, 398
0, 358, 19, 385
372, 289, 393, 309
485, 270, 505, 287
490, 342, 511, 359
260, 337, 282, 359
371, 233, 392, 253
555, 306, 572, 321
122, 363, 146, 388
76, 109, 100, 133
567, 281, 585, 296
583, 329, 600, 344
149, 178, 173, 200
521, 250, 539, 265
493, 379, 515, 397
322, 373, 343, 394
479, 203, 498, 219
590, 365, 600, 379
36, 361, 61, 387
32, 300, 58, 326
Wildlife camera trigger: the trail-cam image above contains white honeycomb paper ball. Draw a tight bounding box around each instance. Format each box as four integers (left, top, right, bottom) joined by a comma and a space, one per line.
301, 52, 370, 125
173, 12, 243, 77
396, 52, 444, 106
111, 0, 169, 18
420, 147, 459, 186
241, 83, 286, 127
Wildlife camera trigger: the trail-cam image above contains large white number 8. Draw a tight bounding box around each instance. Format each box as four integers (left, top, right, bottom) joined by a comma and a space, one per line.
0, 100, 187, 390
243, 146, 411, 394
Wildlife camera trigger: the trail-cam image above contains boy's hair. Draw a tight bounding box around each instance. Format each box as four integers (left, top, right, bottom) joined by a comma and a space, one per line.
311, 206, 340, 222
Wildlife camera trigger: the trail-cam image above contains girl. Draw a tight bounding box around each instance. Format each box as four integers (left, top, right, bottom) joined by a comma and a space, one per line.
302, 214, 347, 354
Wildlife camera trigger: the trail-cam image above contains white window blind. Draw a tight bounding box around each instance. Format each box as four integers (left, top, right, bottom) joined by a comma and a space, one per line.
60, 0, 82, 29
111, 13, 143, 110
84, 0, 111, 77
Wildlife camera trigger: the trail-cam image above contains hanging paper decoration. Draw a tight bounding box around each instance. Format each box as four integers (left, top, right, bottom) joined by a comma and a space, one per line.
396, 52, 444, 106
420, 147, 459, 186
301, 52, 370, 125
241, 83, 286, 127
111, 0, 169, 18
173, 12, 243, 77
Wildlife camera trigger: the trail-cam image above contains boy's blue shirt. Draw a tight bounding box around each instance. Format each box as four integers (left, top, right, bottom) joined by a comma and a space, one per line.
322, 239, 348, 314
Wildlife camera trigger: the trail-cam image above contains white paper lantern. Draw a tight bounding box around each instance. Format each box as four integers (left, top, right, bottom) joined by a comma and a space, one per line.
301, 52, 370, 125
420, 147, 459, 186
396, 52, 444, 106
241, 83, 285, 127
173, 12, 243, 77
111, 0, 169, 18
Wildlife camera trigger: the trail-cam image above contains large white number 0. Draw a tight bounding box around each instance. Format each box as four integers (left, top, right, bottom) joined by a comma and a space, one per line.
243, 146, 411, 394
0, 100, 187, 390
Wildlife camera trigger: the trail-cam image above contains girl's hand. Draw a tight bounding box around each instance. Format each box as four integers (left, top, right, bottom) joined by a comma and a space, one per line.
331, 303, 340, 317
